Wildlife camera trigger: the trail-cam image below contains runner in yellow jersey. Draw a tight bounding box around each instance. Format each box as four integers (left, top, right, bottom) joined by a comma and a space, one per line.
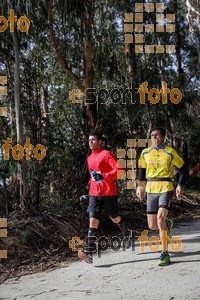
136, 127, 187, 266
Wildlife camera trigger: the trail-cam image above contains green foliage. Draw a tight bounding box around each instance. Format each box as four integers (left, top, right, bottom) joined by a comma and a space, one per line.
0, 0, 199, 213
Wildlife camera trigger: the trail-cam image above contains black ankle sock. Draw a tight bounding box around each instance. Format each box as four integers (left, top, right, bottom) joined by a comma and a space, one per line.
85, 227, 97, 253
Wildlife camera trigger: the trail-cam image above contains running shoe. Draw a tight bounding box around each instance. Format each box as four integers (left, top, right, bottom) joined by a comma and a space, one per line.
158, 251, 170, 266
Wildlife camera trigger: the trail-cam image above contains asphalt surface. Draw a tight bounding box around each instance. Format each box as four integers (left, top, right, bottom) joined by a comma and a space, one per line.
0, 220, 200, 300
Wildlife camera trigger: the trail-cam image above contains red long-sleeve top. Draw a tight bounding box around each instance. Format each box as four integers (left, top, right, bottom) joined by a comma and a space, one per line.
87, 148, 120, 196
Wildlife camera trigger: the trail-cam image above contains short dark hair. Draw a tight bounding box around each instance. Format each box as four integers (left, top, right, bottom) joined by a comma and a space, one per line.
89, 132, 103, 140
150, 127, 166, 137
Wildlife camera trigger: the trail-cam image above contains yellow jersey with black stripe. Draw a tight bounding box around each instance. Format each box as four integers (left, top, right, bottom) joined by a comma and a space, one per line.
138, 146, 184, 193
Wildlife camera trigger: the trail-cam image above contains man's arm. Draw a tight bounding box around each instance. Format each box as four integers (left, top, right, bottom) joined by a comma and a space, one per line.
176, 163, 188, 199
136, 168, 146, 201
101, 152, 119, 181
136, 150, 147, 201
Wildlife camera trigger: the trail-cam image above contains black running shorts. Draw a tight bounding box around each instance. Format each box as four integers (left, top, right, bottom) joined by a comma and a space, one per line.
87, 195, 119, 219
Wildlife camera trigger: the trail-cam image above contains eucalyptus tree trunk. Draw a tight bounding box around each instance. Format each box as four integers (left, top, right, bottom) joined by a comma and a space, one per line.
173, 0, 184, 87
124, 43, 135, 80
11, 30, 27, 209
42, 87, 49, 120
48, 0, 96, 132
2, 177, 8, 216
186, 0, 200, 67
124, 33, 140, 136
82, 0, 96, 133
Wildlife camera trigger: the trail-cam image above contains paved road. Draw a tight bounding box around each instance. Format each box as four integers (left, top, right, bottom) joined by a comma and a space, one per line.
0, 220, 200, 300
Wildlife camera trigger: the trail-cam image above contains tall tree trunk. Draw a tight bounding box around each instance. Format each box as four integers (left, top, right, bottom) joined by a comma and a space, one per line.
186, 0, 200, 66
47, 1, 84, 91
166, 109, 176, 147
174, 0, 184, 86
47, 0, 96, 132
124, 33, 140, 136
124, 43, 136, 81
2, 177, 8, 216
83, 0, 96, 133
42, 87, 49, 120
11, 30, 27, 209
11, 32, 23, 143
181, 141, 189, 172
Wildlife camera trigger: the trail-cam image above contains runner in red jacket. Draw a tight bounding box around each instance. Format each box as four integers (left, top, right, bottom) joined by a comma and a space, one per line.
78, 132, 130, 264
189, 162, 200, 176
88, 148, 118, 196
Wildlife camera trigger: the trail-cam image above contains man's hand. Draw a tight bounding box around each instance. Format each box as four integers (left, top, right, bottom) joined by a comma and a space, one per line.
176, 185, 183, 199
91, 170, 103, 182
136, 187, 145, 202
80, 194, 89, 204
85, 183, 90, 191
189, 170, 194, 176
